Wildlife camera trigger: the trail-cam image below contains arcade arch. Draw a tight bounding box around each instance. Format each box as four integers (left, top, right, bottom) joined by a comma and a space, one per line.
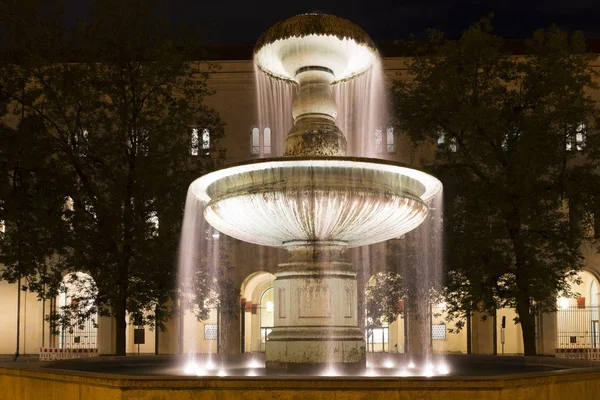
56, 272, 98, 349
240, 271, 275, 353
557, 269, 600, 349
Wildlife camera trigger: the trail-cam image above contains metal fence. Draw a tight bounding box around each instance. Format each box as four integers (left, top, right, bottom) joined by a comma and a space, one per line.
59, 315, 98, 349
556, 306, 599, 349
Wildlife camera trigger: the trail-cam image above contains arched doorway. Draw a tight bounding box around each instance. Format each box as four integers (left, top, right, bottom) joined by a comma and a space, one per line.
57, 272, 98, 349
240, 271, 275, 353
557, 270, 600, 349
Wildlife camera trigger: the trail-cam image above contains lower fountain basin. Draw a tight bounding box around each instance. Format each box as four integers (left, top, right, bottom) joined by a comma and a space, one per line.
3, 355, 600, 400
190, 157, 442, 248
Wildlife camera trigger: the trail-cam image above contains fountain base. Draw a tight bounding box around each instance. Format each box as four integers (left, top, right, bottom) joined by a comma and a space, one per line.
265, 241, 365, 370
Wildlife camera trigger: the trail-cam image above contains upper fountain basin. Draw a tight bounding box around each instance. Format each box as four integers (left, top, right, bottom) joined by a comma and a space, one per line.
254, 14, 377, 84
191, 157, 442, 248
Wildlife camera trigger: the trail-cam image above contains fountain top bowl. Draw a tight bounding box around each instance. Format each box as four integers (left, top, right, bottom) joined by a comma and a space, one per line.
254, 14, 377, 84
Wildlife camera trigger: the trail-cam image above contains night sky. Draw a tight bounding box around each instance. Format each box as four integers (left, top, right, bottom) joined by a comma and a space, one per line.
62, 0, 600, 44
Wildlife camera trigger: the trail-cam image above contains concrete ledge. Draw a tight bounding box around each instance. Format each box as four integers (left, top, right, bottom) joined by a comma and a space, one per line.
2, 357, 600, 400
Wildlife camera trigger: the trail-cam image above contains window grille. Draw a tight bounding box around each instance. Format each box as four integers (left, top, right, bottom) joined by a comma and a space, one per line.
431, 324, 446, 340
204, 324, 218, 340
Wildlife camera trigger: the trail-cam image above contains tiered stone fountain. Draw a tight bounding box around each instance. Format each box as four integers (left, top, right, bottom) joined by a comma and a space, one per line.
191, 13, 441, 371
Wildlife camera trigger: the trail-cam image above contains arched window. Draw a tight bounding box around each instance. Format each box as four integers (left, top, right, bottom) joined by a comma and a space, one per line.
190, 127, 210, 155
386, 127, 396, 153
259, 287, 274, 352
375, 128, 383, 153
202, 128, 210, 154
250, 126, 272, 157
566, 123, 586, 151
251, 127, 260, 155
190, 128, 199, 156
263, 127, 272, 156
375, 126, 396, 154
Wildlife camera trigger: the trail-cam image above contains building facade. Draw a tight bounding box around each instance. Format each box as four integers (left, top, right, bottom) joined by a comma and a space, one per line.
1, 50, 600, 358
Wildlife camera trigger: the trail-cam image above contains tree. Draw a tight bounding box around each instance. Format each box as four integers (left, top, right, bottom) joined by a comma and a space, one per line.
0, 116, 72, 340
393, 19, 600, 355
0, 0, 225, 355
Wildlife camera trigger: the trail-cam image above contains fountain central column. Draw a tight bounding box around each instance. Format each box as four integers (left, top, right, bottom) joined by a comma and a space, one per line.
266, 241, 365, 370
265, 63, 366, 370
283, 67, 347, 157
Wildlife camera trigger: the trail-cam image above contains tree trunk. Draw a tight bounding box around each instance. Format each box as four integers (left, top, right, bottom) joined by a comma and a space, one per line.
115, 295, 127, 356
516, 296, 537, 356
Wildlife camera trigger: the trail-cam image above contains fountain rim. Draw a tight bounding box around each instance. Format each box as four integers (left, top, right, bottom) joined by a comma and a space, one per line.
190, 156, 442, 204
254, 13, 376, 56
253, 13, 378, 84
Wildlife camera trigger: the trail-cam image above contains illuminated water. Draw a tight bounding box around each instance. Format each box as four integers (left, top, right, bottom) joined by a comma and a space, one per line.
177, 43, 445, 377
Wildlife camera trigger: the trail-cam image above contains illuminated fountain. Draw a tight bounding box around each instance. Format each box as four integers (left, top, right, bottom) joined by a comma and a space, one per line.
190, 13, 441, 371
17, 13, 600, 400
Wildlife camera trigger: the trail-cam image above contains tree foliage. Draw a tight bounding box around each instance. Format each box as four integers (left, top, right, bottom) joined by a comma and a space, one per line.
0, 0, 225, 354
394, 19, 600, 355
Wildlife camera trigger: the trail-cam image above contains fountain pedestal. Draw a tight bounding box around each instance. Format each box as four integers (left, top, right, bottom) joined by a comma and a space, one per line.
266, 241, 365, 370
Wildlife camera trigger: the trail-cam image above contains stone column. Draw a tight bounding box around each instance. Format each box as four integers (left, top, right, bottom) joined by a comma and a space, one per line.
157, 300, 180, 355
405, 297, 431, 357
265, 241, 365, 371
470, 311, 495, 355
537, 311, 557, 356
97, 316, 116, 355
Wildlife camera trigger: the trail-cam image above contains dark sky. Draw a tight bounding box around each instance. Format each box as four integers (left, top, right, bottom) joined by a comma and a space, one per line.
64, 0, 600, 44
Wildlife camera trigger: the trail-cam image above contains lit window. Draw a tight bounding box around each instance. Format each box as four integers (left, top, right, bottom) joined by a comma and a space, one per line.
250, 126, 272, 156
148, 211, 159, 237
375, 128, 383, 153
191, 128, 199, 156
437, 130, 457, 152
202, 129, 210, 154
567, 123, 586, 151
251, 127, 260, 155
0, 220, 5, 233
386, 127, 396, 153
264, 127, 272, 156
566, 123, 587, 151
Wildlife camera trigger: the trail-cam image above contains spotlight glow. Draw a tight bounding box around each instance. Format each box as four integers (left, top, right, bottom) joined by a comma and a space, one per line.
246, 369, 258, 377
217, 369, 228, 377
408, 361, 416, 369
194, 367, 207, 376
364, 368, 379, 377
397, 368, 411, 377
204, 360, 216, 370
437, 363, 450, 375
321, 366, 340, 377
183, 361, 197, 375
247, 359, 264, 369
383, 359, 395, 368
423, 363, 435, 377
